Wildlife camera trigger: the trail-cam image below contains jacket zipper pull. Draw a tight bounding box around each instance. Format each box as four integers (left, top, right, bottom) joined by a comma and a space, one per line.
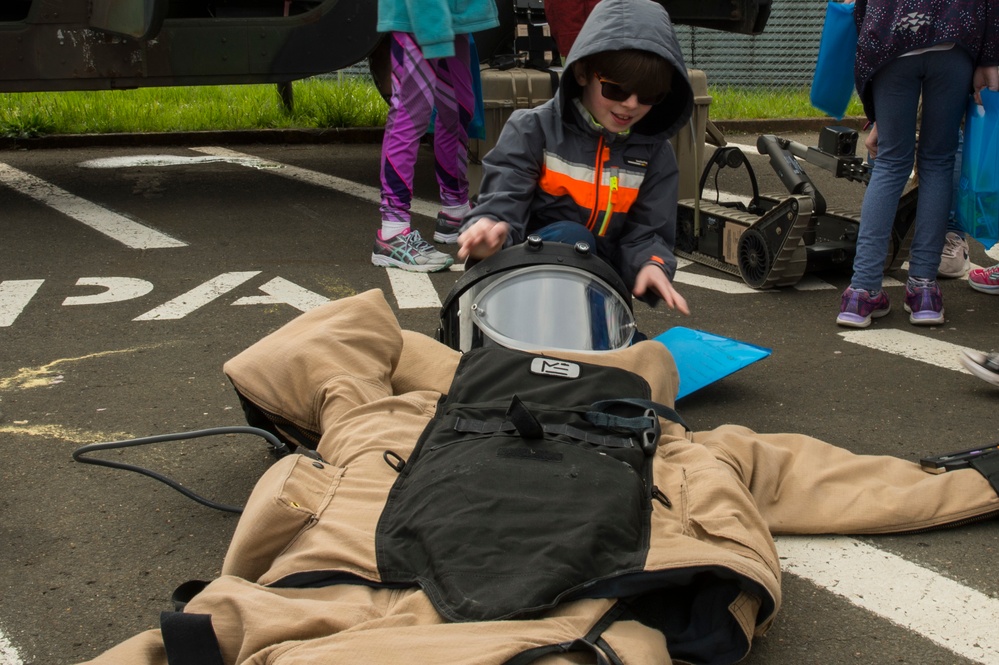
597, 166, 619, 237
652, 484, 672, 508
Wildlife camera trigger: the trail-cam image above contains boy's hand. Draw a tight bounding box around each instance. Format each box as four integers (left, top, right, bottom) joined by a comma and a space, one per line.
457, 219, 511, 262
633, 264, 690, 315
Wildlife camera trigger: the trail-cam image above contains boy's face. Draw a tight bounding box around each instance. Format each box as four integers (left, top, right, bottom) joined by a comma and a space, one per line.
575, 69, 654, 133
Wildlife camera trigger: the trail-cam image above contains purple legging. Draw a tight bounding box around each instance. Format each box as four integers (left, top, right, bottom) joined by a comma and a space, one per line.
379, 32, 473, 226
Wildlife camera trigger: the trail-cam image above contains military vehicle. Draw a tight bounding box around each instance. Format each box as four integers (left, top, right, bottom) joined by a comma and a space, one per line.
0, 0, 770, 93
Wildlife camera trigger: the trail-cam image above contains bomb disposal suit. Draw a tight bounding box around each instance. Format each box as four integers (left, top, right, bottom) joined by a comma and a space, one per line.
82, 288, 999, 665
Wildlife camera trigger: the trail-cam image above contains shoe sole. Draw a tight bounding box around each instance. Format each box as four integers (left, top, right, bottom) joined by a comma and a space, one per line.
937, 265, 969, 279
433, 230, 459, 244
960, 350, 999, 387
371, 254, 453, 272
969, 280, 999, 294
903, 303, 944, 325
836, 305, 890, 328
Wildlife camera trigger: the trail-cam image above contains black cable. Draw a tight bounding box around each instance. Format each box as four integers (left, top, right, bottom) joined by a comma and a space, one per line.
72, 426, 293, 514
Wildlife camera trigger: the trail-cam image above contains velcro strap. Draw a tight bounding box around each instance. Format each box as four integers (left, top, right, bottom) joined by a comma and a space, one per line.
507, 395, 544, 439
160, 611, 224, 665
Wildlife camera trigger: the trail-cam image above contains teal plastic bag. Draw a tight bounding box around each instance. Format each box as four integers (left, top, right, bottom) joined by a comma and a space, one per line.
810, 1, 857, 120
956, 89, 999, 249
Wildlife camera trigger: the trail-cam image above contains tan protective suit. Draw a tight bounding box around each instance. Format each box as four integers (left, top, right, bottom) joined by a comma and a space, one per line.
84, 289, 999, 665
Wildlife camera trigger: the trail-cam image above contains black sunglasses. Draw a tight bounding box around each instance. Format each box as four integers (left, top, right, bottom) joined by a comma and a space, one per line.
597, 75, 667, 106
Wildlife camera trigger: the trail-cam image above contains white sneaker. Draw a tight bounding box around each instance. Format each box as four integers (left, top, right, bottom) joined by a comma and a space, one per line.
960, 350, 999, 387
938, 231, 970, 278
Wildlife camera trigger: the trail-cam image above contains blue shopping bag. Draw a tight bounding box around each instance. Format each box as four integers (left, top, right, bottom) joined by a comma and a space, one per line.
956, 89, 999, 249
810, 1, 857, 120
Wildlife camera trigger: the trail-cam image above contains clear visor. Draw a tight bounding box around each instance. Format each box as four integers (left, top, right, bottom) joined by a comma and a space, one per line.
468, 265, 636, 352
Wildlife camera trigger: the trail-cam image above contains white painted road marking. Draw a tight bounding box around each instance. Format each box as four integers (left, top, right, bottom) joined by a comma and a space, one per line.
231, 276, 330, 311
79, 155, 276, 170
777, 535, 999, 664
62, 277, 154, 306
133, 271, 261, 320
0, 626, 24, 665
839, 329, 974, 374
672, 270, 767, 295
0, 163, 187, 249
2, 274, 334, 325
189, 146, 442, 219
386, 270, 443, 309
0, 280, 44, 327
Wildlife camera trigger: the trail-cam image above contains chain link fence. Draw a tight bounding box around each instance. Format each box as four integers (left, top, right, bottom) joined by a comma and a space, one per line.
334, 0, 831, 91
675, 0, 828, 89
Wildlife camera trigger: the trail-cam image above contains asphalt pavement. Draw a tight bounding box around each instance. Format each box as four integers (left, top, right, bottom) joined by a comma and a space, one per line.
2, 126, 998, 665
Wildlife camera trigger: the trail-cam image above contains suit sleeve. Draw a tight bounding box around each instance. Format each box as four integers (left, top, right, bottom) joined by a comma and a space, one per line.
696, 424, 999, 535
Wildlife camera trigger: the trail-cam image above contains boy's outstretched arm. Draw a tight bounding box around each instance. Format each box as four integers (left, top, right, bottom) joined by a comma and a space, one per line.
633, 264, 690, 315
457, 219, 511, 262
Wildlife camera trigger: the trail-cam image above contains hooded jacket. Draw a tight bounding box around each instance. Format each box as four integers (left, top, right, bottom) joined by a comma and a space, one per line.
854, 0, 999, 121
376, 0, 498, 58
465, 0, 694, 300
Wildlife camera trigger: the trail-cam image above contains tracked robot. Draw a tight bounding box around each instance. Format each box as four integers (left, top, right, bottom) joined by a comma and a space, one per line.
677, 125, 918, 289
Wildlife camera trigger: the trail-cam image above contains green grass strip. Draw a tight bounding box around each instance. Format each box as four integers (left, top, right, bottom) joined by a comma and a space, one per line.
0, 77, 862, 138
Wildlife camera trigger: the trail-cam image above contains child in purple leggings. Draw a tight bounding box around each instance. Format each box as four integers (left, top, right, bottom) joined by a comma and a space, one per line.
370, 0, 497, 272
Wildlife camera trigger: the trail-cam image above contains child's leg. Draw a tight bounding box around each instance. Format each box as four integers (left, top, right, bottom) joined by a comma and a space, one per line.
850, 57, 922, 292
430, 34, 473, 212
379, 32, 436, 236
909, 48, 973, 280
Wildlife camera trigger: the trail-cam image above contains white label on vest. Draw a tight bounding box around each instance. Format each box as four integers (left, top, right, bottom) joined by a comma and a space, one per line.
530, 358, 580, 379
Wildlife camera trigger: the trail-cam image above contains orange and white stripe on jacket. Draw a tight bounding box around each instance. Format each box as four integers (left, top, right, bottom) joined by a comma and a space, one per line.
537, 141, 643, 236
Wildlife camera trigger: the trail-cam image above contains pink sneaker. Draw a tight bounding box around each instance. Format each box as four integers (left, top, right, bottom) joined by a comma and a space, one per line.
968, 264, 999, 294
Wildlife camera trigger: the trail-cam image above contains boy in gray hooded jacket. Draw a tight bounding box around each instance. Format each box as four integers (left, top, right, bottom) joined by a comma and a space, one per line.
457, 0, 693, 313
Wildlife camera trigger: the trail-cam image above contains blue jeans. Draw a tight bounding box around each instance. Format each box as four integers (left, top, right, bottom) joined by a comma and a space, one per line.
535, 221, 597, 249
851, 47, 973, 291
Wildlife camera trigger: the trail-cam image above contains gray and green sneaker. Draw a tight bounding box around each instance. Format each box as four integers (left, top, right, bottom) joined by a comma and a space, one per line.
371, 228, 454, 272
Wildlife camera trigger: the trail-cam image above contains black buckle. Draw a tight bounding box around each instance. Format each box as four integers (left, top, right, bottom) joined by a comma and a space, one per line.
640, 408, 660, 456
